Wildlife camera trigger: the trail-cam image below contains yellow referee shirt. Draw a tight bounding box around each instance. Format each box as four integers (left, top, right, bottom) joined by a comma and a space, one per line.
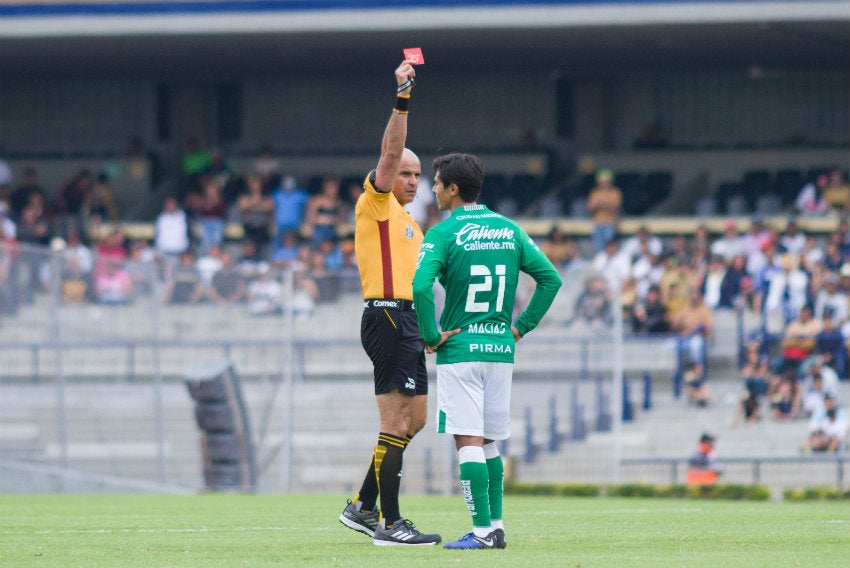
354, 171, 423, 301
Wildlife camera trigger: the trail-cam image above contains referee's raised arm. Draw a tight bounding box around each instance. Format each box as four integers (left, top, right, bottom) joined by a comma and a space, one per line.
374, 60, 416, 192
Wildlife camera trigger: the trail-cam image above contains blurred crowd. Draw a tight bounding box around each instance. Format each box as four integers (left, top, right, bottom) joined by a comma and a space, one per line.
0, 143, 848, 451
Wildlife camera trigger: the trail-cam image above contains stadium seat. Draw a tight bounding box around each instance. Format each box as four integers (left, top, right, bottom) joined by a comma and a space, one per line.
755, 193, 782, 215
741, 169, 773, 211
615, 171, 644, 215
509, 173, 542, 213
481, 173, 508, 209
774, 168, 803, 206
644, 170, 673, 204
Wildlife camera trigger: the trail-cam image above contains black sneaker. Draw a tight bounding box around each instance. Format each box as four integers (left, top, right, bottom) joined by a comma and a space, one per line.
493, 528, 507, 549
373, 518, 442, 546
339, 499, 380, 538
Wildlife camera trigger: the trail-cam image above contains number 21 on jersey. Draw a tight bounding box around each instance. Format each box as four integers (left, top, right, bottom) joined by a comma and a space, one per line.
466, 264, 506, 313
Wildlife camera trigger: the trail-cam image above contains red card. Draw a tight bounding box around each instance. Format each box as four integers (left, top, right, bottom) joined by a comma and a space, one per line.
403, 47, 424, 65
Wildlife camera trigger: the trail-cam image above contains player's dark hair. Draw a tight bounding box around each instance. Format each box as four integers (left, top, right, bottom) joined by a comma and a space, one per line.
433, 153, 484, 203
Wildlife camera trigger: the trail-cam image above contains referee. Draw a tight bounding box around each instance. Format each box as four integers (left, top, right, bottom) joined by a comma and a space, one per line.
338, 60, 442, 546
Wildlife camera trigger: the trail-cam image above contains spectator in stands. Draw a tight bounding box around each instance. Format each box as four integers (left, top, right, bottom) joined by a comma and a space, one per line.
778, 303, 821, 376
800, 372, 830, 419
54, 169, 93, 240
162, 251, 203, 304
802, 394, 848, 453
794, 174, 828, 217
659, 255, 691, 320
303, 176, 343, 249
252, 145, 282, 190
94, 228, 128, 283
154, 196, 191, 280
631, 284, 668, 334
686, 433, 722, 486
84, 172, 120, 230
741, 214, 770, 261
181, 137, 212, 196
764, 254, 809, 322
202, 148, 238, 204
60, 253, 89, 305
741, 340, 770, 391
0, 223, 17, 314
246, 262, 283, 316
814, 278, 848, 323
0, 202, 15, 241
719, 254, 748, 309
621, 226, 663, 263
94, 259, 134, 305
822, 168, 850, 216
236, 172, 274, 255
306, 248, 340, 303
670, 233, 694, 268
316, 235, 344, 271
272, 176, 310, 237
701, 254, 728, 309
821, 240, 844, 273
572, 275, 612, 331
586, 168, 622, 254
287, 269, 320, 319
187, 176, 228, 255
769, 377, 799, 420
16, 203, 51, 302
10, 167, 47, 222
710, 219, 746, 262
631, 246, 665, 300
683, 359, 712, 407
800, 355, 841, 403
206, 250, 246, 306
540, 225, 571, 267
737, 385, 763, 424
62, 229, 94, 279
270, 230, 305, 269
195, 244, 224, 294
801, 234, 825, 269
670, 288, 713, 371
124, 238, 157, 296
592, 237, 631, 292
779, 217, 806, 255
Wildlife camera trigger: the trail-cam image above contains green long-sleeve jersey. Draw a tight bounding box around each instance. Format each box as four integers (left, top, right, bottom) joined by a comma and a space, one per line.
412, 203, 563, 364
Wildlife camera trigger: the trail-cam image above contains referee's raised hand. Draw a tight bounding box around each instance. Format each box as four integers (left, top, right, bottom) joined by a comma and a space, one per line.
395, 61, 416, 95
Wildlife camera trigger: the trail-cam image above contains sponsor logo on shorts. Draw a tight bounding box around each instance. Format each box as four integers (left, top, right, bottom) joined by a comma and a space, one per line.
405, 377, 416, 390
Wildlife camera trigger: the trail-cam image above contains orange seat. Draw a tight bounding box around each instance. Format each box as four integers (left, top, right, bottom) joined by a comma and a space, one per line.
686, 468, 718, 486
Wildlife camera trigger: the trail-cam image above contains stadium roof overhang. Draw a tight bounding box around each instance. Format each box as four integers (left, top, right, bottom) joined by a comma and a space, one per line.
0, 1, 847, 78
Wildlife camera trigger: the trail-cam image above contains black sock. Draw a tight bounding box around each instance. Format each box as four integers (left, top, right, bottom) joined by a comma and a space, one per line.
355, 454, 379, 512
374, 432, 408, 525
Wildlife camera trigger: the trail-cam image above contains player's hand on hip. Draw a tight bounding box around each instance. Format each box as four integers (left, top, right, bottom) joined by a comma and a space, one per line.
512, 326, 522, 342
425, 328, 460, 354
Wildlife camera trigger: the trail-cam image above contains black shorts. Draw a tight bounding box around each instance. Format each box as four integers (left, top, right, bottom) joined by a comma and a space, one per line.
360, 300, 428, 396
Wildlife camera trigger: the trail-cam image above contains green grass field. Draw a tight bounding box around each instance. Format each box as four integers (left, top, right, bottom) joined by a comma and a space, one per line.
1, 493, 847, 567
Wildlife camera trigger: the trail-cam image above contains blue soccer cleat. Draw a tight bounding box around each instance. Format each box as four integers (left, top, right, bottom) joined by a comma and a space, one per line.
442, 530, 500, 549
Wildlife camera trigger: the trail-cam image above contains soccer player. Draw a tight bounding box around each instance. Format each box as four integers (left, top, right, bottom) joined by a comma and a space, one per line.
337, 60, 442, 546
412, 153, 562, 549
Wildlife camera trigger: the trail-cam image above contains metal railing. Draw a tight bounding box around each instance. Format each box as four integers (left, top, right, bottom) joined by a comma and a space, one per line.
621, 455, 849, 489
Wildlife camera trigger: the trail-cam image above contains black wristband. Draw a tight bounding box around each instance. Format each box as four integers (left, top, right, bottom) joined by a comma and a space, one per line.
394, 95, 410, 114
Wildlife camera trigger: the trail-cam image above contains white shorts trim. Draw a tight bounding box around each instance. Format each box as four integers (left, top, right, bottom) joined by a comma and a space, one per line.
436, 361, 513, 440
